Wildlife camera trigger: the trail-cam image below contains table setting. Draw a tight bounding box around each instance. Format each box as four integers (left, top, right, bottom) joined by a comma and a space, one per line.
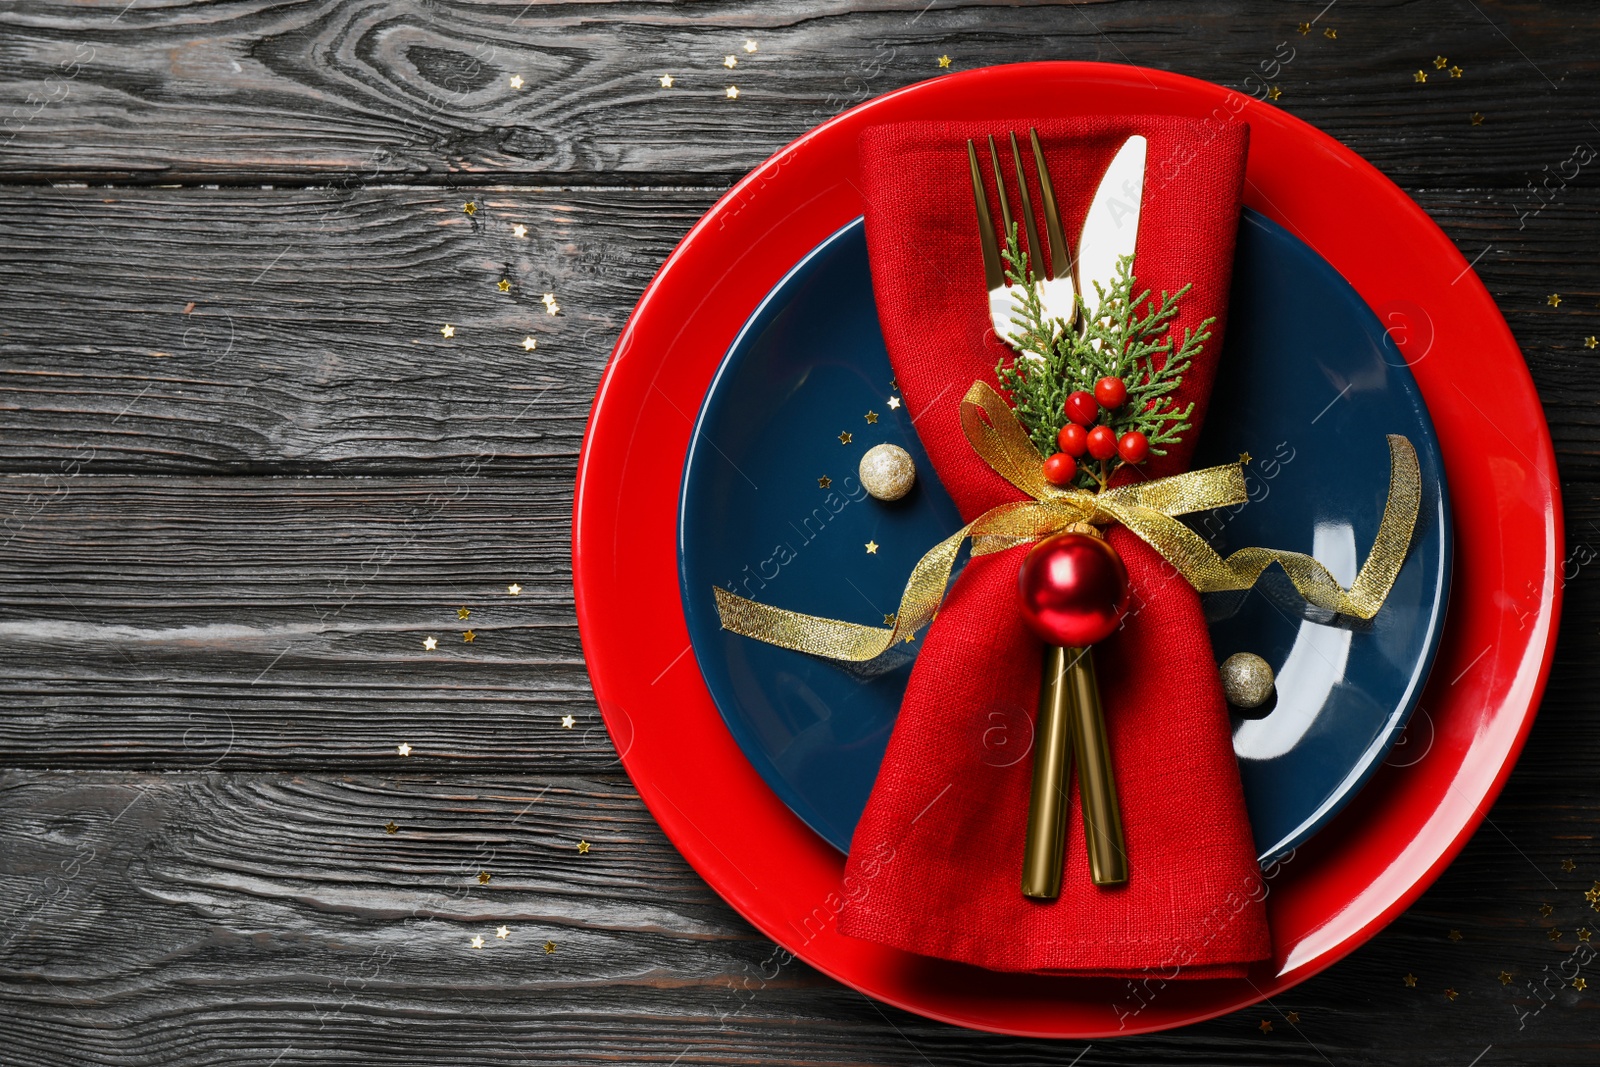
574, 61, 1558, 1036
3, 5, 1590, 1062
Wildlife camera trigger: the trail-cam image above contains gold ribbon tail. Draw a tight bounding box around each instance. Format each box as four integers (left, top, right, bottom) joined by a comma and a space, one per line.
712, 376, 1421, 659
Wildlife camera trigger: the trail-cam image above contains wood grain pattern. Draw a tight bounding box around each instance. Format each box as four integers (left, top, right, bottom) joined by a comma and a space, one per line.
0, 185, 710, 475
1, 769, 1595, 1065
0, 475, 612, 768
1, 0, 1598, 1060
0, 0, 1594, 187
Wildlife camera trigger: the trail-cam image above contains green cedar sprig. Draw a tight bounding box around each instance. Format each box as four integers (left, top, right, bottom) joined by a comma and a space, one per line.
994, 222, 1211, 490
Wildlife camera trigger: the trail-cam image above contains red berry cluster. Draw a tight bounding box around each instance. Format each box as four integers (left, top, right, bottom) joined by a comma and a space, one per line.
1041, 376, 1149, 487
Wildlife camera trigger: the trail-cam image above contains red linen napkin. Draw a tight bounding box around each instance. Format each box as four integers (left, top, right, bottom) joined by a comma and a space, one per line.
837, 117, 1270, 977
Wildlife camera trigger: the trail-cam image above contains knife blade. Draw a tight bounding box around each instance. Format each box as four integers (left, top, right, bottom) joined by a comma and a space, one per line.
1075, 135, 1147, 332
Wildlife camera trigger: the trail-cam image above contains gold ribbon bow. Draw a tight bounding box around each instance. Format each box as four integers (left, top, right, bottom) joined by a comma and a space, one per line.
714, 381, 1420, 661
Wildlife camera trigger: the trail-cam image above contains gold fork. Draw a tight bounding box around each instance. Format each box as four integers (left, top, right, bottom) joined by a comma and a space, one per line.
966, 128, 1077, 345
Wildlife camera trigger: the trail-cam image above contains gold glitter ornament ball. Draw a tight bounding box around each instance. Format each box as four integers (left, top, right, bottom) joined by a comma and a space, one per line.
858, 443, 916, 501
1220, 652, 1275, 709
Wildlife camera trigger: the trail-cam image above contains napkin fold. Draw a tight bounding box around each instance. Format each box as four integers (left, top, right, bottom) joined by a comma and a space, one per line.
837, 116, 1271, 977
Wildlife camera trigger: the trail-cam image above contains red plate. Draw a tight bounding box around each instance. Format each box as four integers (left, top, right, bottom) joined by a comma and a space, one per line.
573, 62, 1561, 1037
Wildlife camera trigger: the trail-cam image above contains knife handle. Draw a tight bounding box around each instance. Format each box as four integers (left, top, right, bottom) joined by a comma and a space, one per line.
1066, 647, 1128, 887
1022, 644, 1074, 900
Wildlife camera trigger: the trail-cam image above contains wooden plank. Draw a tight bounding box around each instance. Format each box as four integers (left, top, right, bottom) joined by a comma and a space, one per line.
2, 183, 1598, 476
0, 474, 622, 768
0, 0, 1593, 187
0, 184, 710, 475
0, 769, 1594, 1063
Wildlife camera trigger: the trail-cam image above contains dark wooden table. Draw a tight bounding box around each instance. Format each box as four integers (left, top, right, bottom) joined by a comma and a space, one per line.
2, 2, 1596, 1063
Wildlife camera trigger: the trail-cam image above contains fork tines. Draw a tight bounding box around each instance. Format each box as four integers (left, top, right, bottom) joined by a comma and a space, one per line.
967, 128, 1069, 288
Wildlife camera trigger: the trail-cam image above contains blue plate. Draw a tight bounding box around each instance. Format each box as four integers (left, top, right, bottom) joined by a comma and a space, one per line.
678, 211, 1451, 863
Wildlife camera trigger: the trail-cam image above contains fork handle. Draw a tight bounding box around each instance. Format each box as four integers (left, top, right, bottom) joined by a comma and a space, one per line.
1065, 647, 1128, 887
1021, 644, 1074, 900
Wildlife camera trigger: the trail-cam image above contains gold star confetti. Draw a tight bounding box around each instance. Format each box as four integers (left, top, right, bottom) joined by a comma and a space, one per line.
1413, 70, 1428, 84
883, 613, 897, 626
1445, 987, 1458, 1001
1581, 928, 1594, 942
1433, 56, 1448, 69
1323, 27, 1337, 39
838, 431, 853, 444
1550, 927, 1564, 941
522, 336, 537, 351
509, 74, 524, 89
1285, 1011, 1300, 1024
463, 630, 476, 643
865, 540, 879, 554
1564, 858, 1578, 871
659, 73, 674, 88
887, 395, 901, 409
1448, 929, 1463, 941
577, 840, 591, 854
1585, 337, 1598, 349
1267, 85, 1282, 101
423, 636, 437, 651
464, 202, 478, 216
385, 820, 398, 834
1577, 977, 1590, 992
865, 410, 878, 424
496, 925, 510, 939
560, 715, 575, 729
1499, 970, 1513, 985
440, 324, 456, 338
744, 40, 758, 53
544, 940, 556, 954
1296, 22, 1310, 34
1471, 112, 1485, 125
508, 583, 522, 595
1258, 1019, 1273, 1033
513, 223, 528, 238
470, 935, 485, 949
478, 870, 491, 884
1548, 293, 1563, 307
1449, 65, 1463, 78
542, 292, 560, 315
1239, 451, 1253, 465
1404, 973, 1418, 987
903, 632, 915, 644
725, 85, 740, 99
497, 278, 511, 293
938, 55, 952, 69
397, 742, 412, 757
818, 475, 831, 489
723, 55, 738, 69
458, 607, 471, 620
1541, 903, 1555, 917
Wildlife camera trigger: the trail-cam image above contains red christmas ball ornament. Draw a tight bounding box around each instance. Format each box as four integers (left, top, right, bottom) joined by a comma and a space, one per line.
1094, 376, 1128, 409
1056, 422, 1088, 457
1041, 452, 1077, 486
1064, 390, 1099, 427
1116, 430, 1150, 464
1017, 532, 1130, 647
1086, 424, 1118, 461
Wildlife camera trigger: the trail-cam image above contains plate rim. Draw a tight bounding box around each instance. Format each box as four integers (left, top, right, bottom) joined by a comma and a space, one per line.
573, 60, 1562, 1037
